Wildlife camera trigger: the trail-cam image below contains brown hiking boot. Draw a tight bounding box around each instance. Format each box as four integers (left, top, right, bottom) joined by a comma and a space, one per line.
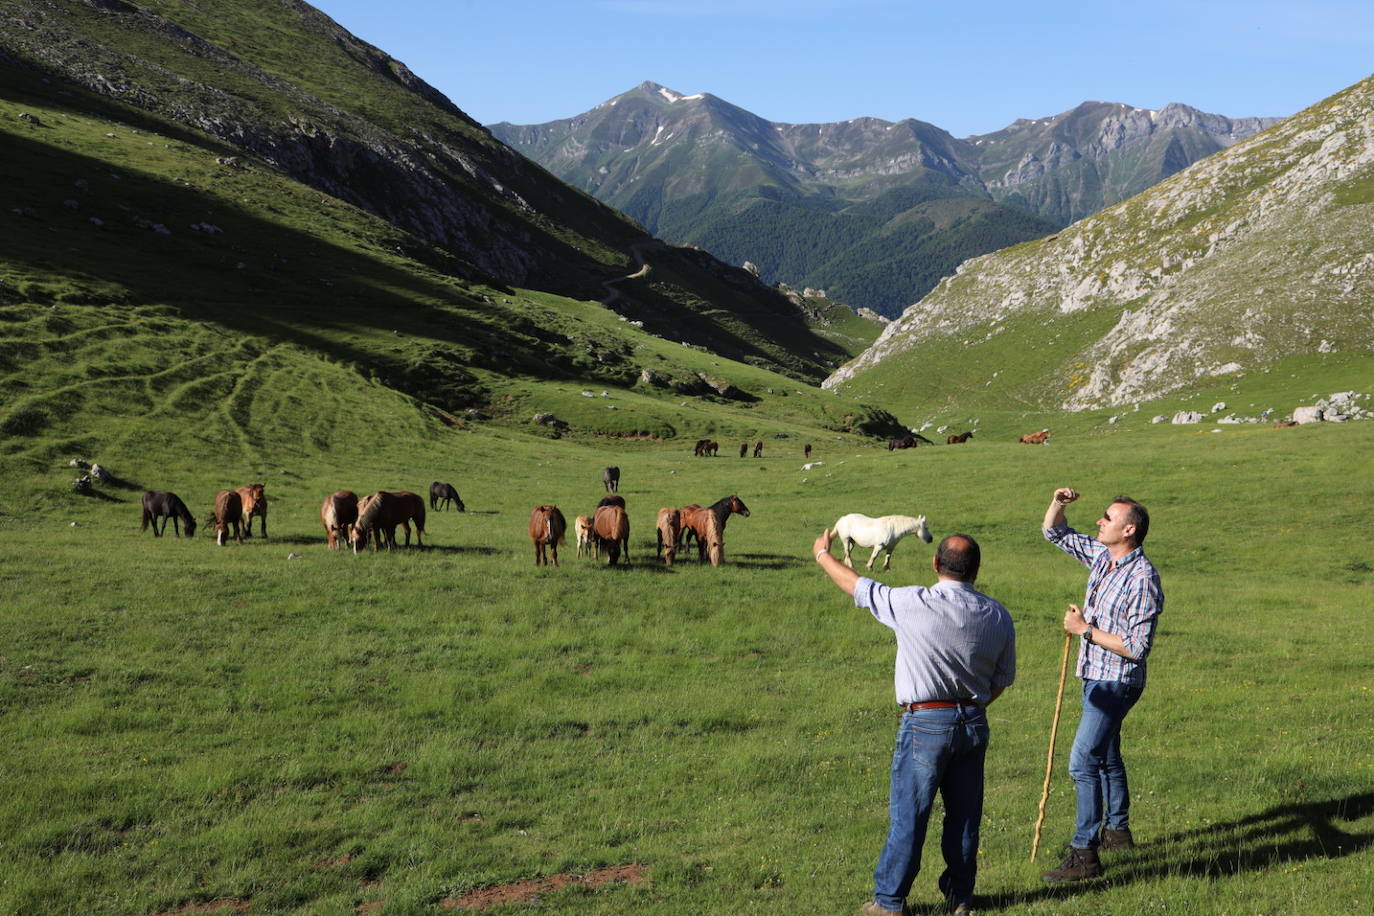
1041, 846, 1104, 883
1100, 827, 1136, 850
860, 902, 911, 916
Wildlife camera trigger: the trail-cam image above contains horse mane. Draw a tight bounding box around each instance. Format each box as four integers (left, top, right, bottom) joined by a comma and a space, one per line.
702, 508, 724, 567
357, 491, 388, 528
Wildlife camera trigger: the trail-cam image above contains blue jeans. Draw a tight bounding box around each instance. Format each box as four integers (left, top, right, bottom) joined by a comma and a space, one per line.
873, 706, 989, 911
1069, 679, 1143, 849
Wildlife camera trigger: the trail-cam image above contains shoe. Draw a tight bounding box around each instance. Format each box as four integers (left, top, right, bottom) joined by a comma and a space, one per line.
1100, 827, 1135, 850
1041, 846, 1104, 883
860, 902, 910, 916
951, 905, 975, 915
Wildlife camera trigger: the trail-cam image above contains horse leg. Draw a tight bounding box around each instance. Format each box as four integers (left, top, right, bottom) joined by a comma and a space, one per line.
842, 539, 855, 568
550, 539, 559, 567
883, 547, 893, 570
260, 508, 267, 539
866, 543, 882, 570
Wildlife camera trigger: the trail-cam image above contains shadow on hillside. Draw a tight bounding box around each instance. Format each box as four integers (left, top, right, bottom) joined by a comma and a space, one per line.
78, 488, 124, 503
967, 792, 1374, 913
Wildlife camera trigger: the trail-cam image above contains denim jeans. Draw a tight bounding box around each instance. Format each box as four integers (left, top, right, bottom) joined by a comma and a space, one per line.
873, 706, 989, 911
1069, 678, 1143, 849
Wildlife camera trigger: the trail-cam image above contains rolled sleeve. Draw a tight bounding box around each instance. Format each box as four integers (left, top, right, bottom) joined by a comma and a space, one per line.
1118, 573, 1164, 660
1044, 524, 1103, 568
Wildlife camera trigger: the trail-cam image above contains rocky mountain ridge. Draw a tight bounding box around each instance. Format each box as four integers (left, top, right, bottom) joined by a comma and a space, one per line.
825, 75, 1374, 409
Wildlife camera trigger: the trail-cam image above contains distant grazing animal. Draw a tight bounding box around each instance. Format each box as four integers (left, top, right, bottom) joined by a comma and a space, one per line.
679, 494, 750, 561
575, 514, 596, 559
212, 490, 244, 546
352, 491, 426, 552
889, 434, 932, 450
320, 490, 359, 550
429, 481, 465, 512
740, 442, 748, 458
596, 494, 625, 510
833, 512, 932, 571
235, 484, 268, 538
703, 440, 718, 456
694, 439, 710, 457
655, 507, 681, 566
529, 505, 566, 566
947, 431, 974, 444
804, 443, 812, 459
1019, 429, 1051, 445
140, 491, 196, 538
593, 504, 631, 566
753, 440, 764, 458
602, 466, 620, 492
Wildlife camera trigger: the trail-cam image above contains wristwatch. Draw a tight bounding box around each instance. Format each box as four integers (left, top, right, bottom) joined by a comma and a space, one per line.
1083, 626, 1095, 644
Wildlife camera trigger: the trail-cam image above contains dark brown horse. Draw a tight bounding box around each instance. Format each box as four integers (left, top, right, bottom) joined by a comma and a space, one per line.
655, 507, 681, 566
352, 491, 426, 552
212, 490, 243, 546
739, 442, 748, 458
529, 505, 567, 566
140, 490, 196, 538
753, 440, 764, 457
602, 466, 620, 492
429, 481, 465, 512
320, 490, 359, 550
947, 431, 974, 444
235, 484, 268, 538
804, 443, 812, 460
593, 504, 630, 566
679, 494, 750, 561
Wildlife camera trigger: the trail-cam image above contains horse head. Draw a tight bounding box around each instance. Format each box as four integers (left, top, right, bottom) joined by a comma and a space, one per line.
184, 516, 198, 539
729, 494, 751, 517
914, 514, 932, 543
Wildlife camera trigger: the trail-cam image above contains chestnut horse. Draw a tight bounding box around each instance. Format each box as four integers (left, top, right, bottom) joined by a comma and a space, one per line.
235, 484, 268, 538
1019, 429, 1051, 444
530, 505, 566, 566
679, 494, 750, 561
593, 504, 630, 566
212, 490, 243, 546
140, 490, 196, 538
947, 431, 974, 444
655, 507, 681, 566
753, 440, 764, 458
352, 491, 426, 552
320, 490, 359, 550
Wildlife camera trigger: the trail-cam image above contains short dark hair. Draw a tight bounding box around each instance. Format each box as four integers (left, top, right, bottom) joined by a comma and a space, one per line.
935, 534, 981, 581
1112, 496, 1150, 545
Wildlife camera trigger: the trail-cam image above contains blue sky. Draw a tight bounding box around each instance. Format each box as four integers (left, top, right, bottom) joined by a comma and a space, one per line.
312, 0, 1374, 137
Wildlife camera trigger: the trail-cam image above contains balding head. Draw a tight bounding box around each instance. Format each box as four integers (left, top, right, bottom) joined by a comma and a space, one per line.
934, 534, 981, 582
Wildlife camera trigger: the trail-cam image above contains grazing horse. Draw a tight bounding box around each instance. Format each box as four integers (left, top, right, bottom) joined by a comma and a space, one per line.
947, 431, 974, 444
593, 504, 630, 566
1019, 429, 1051, 444
320, 490, 359, 550
235, 484, 268, 538
889, 435, 917, 450
352, 491, 426, 552
597, 494, 626, 510
694, 439, 709, 457
429, 481, 465, 512
701, 509, 725, 567
140, 490, 197, 538
655, 507, 681, 566
740, 442, 748, 458
833, 513, 932, 570
753, 440, 764, 458
679, 494, 750, 561
804, 443, 812, 460
602, 466, 620, 493
212, 490, 244, 546
575, 514, 596, 559
529, 505, 566, 566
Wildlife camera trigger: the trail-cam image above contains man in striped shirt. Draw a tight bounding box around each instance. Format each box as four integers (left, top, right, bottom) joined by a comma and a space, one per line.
813, 528, 1016, 916
1040, 488, 1164, 883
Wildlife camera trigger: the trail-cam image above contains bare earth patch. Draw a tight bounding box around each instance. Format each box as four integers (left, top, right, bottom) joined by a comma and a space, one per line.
441, 864, 646, 911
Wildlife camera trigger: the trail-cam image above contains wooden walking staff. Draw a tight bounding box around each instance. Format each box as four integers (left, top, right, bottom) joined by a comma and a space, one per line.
1031, 631, 1074, 859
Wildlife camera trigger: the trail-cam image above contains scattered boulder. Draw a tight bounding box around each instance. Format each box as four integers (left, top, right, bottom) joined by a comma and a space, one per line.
90, 463, 111, 481
1211, 402, 1228, 412
1292, 406, 1324, 424
1151, 416, 1166, 424
71, 475, 92, 493
1172, 411, 1205, 424
68, 457, 89, 468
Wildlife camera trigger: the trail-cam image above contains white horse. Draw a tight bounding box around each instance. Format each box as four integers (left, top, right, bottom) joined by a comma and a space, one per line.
833, 513, 932, 570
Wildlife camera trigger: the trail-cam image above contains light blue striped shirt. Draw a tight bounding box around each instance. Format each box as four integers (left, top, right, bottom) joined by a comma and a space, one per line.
854, 577, 1016, 707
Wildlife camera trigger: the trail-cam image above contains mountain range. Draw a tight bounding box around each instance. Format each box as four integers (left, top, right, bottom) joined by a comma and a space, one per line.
492, 83, 1281, 316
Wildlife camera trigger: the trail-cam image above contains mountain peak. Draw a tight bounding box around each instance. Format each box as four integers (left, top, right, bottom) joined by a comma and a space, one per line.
629, 81, 707, 105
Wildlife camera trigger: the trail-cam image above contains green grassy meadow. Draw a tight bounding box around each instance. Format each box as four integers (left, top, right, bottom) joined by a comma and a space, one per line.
3, 398, 1371, 914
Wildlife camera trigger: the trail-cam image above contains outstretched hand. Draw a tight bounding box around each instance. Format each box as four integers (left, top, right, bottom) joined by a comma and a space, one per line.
813, 527, 835, 560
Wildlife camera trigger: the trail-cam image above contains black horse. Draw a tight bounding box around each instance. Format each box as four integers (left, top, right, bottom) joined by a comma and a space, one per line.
429, 481, 466, 512
140, 490, 197, 537
602, 466, 620, 493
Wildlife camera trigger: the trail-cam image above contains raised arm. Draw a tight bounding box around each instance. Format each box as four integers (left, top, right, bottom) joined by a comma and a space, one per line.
1043, 487, 1079, 531
813, 527, 861, 596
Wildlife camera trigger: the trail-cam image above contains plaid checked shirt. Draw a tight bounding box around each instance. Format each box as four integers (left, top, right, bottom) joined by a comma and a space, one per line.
1044, 525, 1164, 686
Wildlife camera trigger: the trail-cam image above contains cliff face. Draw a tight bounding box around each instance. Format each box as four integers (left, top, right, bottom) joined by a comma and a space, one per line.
825, 76, 1374, 409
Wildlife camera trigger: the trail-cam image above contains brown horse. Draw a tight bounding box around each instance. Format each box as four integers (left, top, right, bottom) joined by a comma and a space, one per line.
1019, 429, 1051, 444
235, 484, 268, 537
679, 494, 750, 561
320, 490, 359, 550
352, 491, 426, 552
753, 440, 764, 457
701, 509, 725, 567
429, 481, 465, 512
530, 505, 567, 566
593, 504, 630, 566
947, 431, 974, 444
602, 466, 620, 492
804, 443, 812, 460
212, 490, 243, 546
739, 442, 748, 458
140, 490, 196, 538
655, 507, 681, 566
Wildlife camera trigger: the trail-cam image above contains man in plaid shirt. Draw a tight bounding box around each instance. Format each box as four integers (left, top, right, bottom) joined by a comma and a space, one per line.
1039, 487, 1163, 883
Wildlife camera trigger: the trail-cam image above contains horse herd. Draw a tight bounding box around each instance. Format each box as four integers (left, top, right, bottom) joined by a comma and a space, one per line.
139, 481, 466, 552
693, 439, 812, 460
888, 428, 1052, 449
530, 487, 751, 569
